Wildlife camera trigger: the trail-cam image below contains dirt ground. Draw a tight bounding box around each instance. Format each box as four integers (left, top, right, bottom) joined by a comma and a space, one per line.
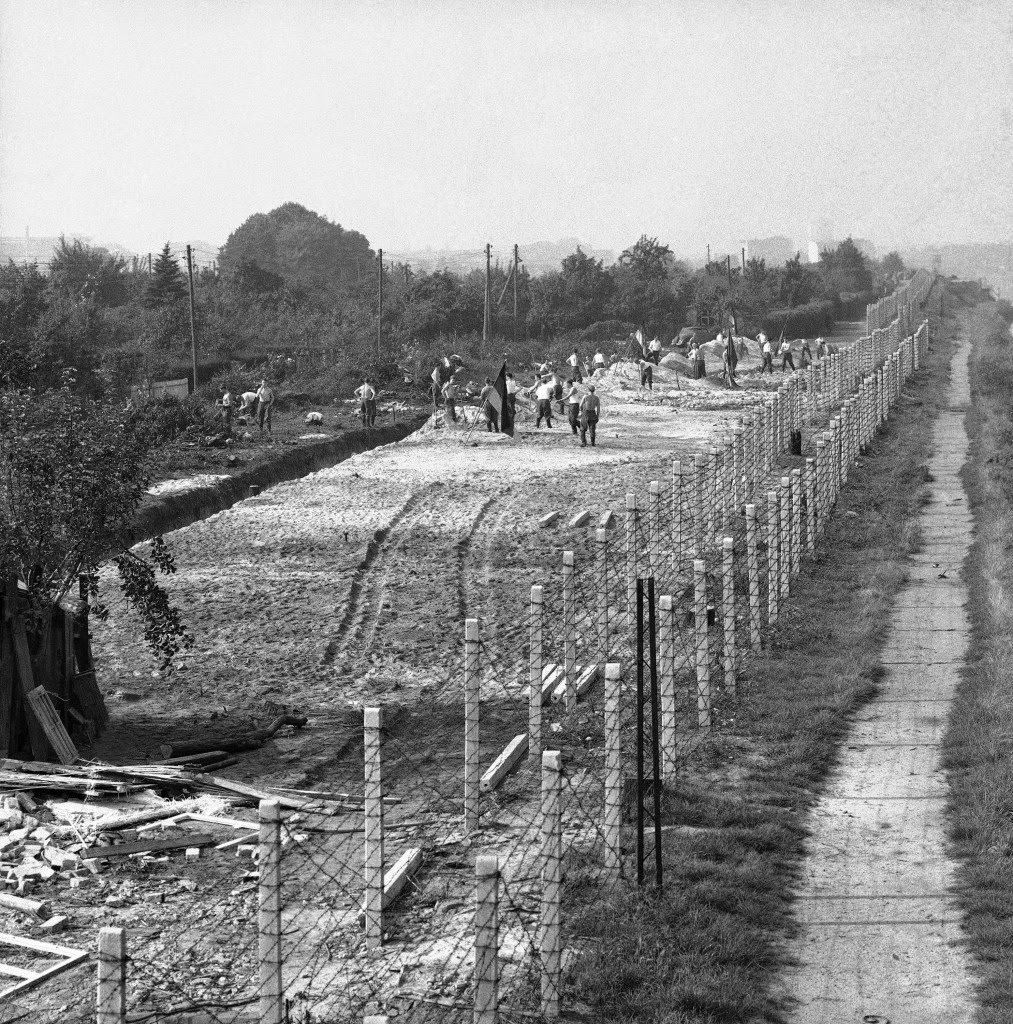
5, 328, 864, 1022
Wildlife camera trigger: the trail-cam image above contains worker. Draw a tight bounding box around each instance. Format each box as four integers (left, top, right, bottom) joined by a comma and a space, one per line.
442, 378, 459, 423
237, 389, 259, 418
505, 371, 519, 420
800, 337, 813, 369
638, 358, 654, 390
534, 376, 554, 428
479, 377, 498, 433
815, 337, 829, 359
219, 388, 234, 432
551, 371, 565, 415
592, 351, 606, 375
779, 337, 796, 372
648, 337, 663, 364
354, 379, 377, 427
694, 343, 707, 380
724, 334, 738, 387
564, 379, 581, 435
760, 336, 774, 374
255, 379, 275, 434
579, 385, 601, 447
567, 348, 583, 383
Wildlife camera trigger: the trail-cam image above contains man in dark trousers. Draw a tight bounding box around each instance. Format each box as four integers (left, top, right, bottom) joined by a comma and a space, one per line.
638, 358, 654, 390
564, 379, 581, 435
579, 385, 601, 447
479, 377, 499, 432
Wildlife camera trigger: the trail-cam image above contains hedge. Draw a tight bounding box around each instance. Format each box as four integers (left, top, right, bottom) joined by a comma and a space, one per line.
762, 300, 836, 339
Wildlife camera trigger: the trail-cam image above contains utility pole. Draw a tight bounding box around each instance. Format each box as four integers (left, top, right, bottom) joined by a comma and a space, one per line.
148, 252, 152, 275
706, 244, 711, 265
726, 255, 732, 287
741, 247, 746, 272
513, 244, 520, 345
483, 243, 492, 344
376, 249, 383, 362
185, 244, 198, 394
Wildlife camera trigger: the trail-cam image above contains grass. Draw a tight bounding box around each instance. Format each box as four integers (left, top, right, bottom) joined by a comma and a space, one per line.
562, 299, 953, 1022
941, 299, 1013, 1023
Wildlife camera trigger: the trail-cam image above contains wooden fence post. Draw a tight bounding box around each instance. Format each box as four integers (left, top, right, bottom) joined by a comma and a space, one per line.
464, 618, 481, 833
540, 751, 562, 1019
721, 538, 736, 696
658, 595, 677, 779
603, 662, 623, 880
563, 552, 576, 710
530, 585, 544, 759
97, 926, 127, 1024
745, 504, 761, 648
766, 491, 779, 625
258, 799, 284, 1024
694, 559, 711, 729
595, 530, 609, 663
364, 708, 385, 947
625, 494, 637, 636
474, 855, 499, 1024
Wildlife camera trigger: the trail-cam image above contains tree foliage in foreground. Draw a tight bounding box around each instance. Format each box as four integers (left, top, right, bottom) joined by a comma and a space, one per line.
0, 381, 192, 669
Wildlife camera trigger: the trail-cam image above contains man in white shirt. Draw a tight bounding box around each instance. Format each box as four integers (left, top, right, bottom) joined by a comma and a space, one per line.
648, 337, 662, 365
579, 385, 601, 447
219, 389, 233, 432
354, 379, 377, 427
760, 337, 774, 374
441, 379, 459, 423
779, 338, 796, 372
479, 377, 498, 433
534, 377, 554, 428
255, 380, 275, 433
564, 379, 581, 435
567, 349, 583, 383
592, 351, 606, 375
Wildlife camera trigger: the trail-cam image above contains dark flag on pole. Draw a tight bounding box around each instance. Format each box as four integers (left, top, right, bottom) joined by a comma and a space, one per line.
488, 361, 514, 436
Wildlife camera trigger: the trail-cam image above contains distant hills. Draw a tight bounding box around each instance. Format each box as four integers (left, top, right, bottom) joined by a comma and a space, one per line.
902, 243, 1013, 300
0, 235, 219, 272
385, 238, 616, 276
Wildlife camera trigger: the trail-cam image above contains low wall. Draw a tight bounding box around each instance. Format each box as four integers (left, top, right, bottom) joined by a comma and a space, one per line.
130, 416, 427, 544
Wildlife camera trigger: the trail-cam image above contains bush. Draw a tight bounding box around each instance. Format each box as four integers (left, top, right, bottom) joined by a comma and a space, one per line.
762, 300, 836, 339
127, 394, 208, 445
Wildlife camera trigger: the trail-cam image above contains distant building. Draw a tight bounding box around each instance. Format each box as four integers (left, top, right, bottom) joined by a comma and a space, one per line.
742, 236, 796, 267
806, 219, 835, 264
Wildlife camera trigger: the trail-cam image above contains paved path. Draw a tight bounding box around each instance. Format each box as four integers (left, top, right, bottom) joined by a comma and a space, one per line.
785, 338, 977, 1022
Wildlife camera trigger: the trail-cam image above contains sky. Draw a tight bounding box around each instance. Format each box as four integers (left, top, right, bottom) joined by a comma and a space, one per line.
1, 0, 1011, 262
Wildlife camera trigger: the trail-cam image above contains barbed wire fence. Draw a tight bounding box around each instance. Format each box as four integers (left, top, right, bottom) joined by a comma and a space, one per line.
82, 272, 935, 1023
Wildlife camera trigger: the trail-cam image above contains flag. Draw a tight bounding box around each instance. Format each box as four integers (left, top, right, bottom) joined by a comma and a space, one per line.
488, 362, 514, 436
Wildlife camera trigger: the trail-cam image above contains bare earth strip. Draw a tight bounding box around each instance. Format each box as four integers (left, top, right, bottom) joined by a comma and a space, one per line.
783, 338, 977, 1021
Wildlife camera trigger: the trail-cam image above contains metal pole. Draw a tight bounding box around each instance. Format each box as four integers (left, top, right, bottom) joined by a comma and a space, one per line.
377, 248, 383, 361
185, 244, 198, 394
513, 243, 520, 345
635, 577, 645, 887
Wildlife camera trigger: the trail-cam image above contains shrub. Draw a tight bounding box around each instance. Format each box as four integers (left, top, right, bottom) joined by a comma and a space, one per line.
127, 394, 208, 445
762, 299, 836, 339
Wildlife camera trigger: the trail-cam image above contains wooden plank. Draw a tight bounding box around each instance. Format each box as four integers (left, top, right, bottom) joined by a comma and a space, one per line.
24, 687, 77, 765
0, 893, 49, 920
0, 621, 13, 759
599, 510, 615, 530
567, 509, 592, 529
0, 963, 36, 979
480, 734, 529, 792
10, 622, 50, 761
0, 947, 89, 1000
85, 798, 208, 834
70, 670, 108, 732
62, 610, 76, 704
0, 932, 86, 958
538, 510, 561, 529
85, 832, 216, 860
192, 774, 309, 810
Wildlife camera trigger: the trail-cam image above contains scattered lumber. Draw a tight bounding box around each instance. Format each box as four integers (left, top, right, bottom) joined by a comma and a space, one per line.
158, 714, 308, 759
148, 751, 230, 767
83, 798, 211, 834
0, 931, 89, 1000
24, 688, 78, 766
0, 892, 50, 921
85, 832, 216, 861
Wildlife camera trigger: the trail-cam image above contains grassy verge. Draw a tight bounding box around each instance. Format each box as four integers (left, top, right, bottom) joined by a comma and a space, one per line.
565, 307, 953, 1022
942, 299, 1013, 1024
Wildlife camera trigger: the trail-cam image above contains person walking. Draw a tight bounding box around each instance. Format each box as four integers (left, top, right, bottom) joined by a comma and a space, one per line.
354, 379, 377, 427
479, 377, 499, 433
816, 337, 829, 359
800, 337, 813, 369
255, 379, 275, 434
638, 358, 654, 390
220, 388, 234, 433
567, 348, 583, 383
579, 385, 601, 447
534, 376, 554, 428
552, 371, 565, 415
564, 379, 581, 435
724, 333, 739, 387
505, 371, 518, 420
760, 336, 774, 374
442, 378, 459, 423
648, 336, 663, 365
779, 337, 796, 372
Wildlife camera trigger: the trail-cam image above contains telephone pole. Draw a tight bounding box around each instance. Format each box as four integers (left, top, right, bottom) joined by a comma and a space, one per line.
513, 244, 520, 345
741, 247, 746, 272
706, 244, 711, 265
377, 248, 383, 361
185, 244, 198, 393
483, 243, 492, 343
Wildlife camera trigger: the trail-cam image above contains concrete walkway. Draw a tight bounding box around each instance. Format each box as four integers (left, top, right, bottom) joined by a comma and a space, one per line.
785, 338, 977, 1022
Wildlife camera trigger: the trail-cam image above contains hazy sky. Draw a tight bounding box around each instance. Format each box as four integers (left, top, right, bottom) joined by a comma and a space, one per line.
1, 0, 1011, 260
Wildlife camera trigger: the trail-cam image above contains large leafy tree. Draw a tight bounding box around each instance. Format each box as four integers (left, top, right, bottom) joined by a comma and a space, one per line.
819, 237, 873, 295
145, 243, 187, 309
49, 237, 129, 307
219, 202, 374, 300
528, 248, 614, 336
610, 237, 688, 336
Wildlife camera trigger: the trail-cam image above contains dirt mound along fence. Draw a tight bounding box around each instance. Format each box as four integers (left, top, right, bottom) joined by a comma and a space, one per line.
88, 277, 935, 1023
0, 578, 104, 764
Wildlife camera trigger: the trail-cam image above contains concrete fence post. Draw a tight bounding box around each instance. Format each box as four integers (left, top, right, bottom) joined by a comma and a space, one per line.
649, 480, 662, 576
791, 468, 802, 575
694, 559, 711, 729
540, 751, 562, 1019
364, 708, 385, 947
563, 551, 576, 710
603, 663, 624, 880
659, 594, 677, 779
706, 448, 718, 538
745, 504, 761, 647
529, 585, 544, 759
258, 799, 284, 1024
595, 530, 609, 663
474, 856, 500, 1024
805, 458, 817, 554
721, 537, 736, 695
766, 491, 779, 624
464, 618, 481, 833
779, 477, 790, 602
733, 423, 744, 512
97, 927, 127, 1024
691, 453, 705, 557
671, 460, 683, 560
625, 493, 637, 636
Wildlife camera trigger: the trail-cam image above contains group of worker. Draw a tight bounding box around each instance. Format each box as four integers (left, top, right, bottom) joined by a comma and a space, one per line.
217, 379, 276, 434
521, 370, 602, 446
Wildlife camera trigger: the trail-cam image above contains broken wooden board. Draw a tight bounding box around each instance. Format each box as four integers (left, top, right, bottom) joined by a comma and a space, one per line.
480, 734, 528, 792
70, 670, 109, 732
10, 623, 51, 761
85, 832, 216, 860
0, 931, 89, 1000
24, 688, 77, 766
